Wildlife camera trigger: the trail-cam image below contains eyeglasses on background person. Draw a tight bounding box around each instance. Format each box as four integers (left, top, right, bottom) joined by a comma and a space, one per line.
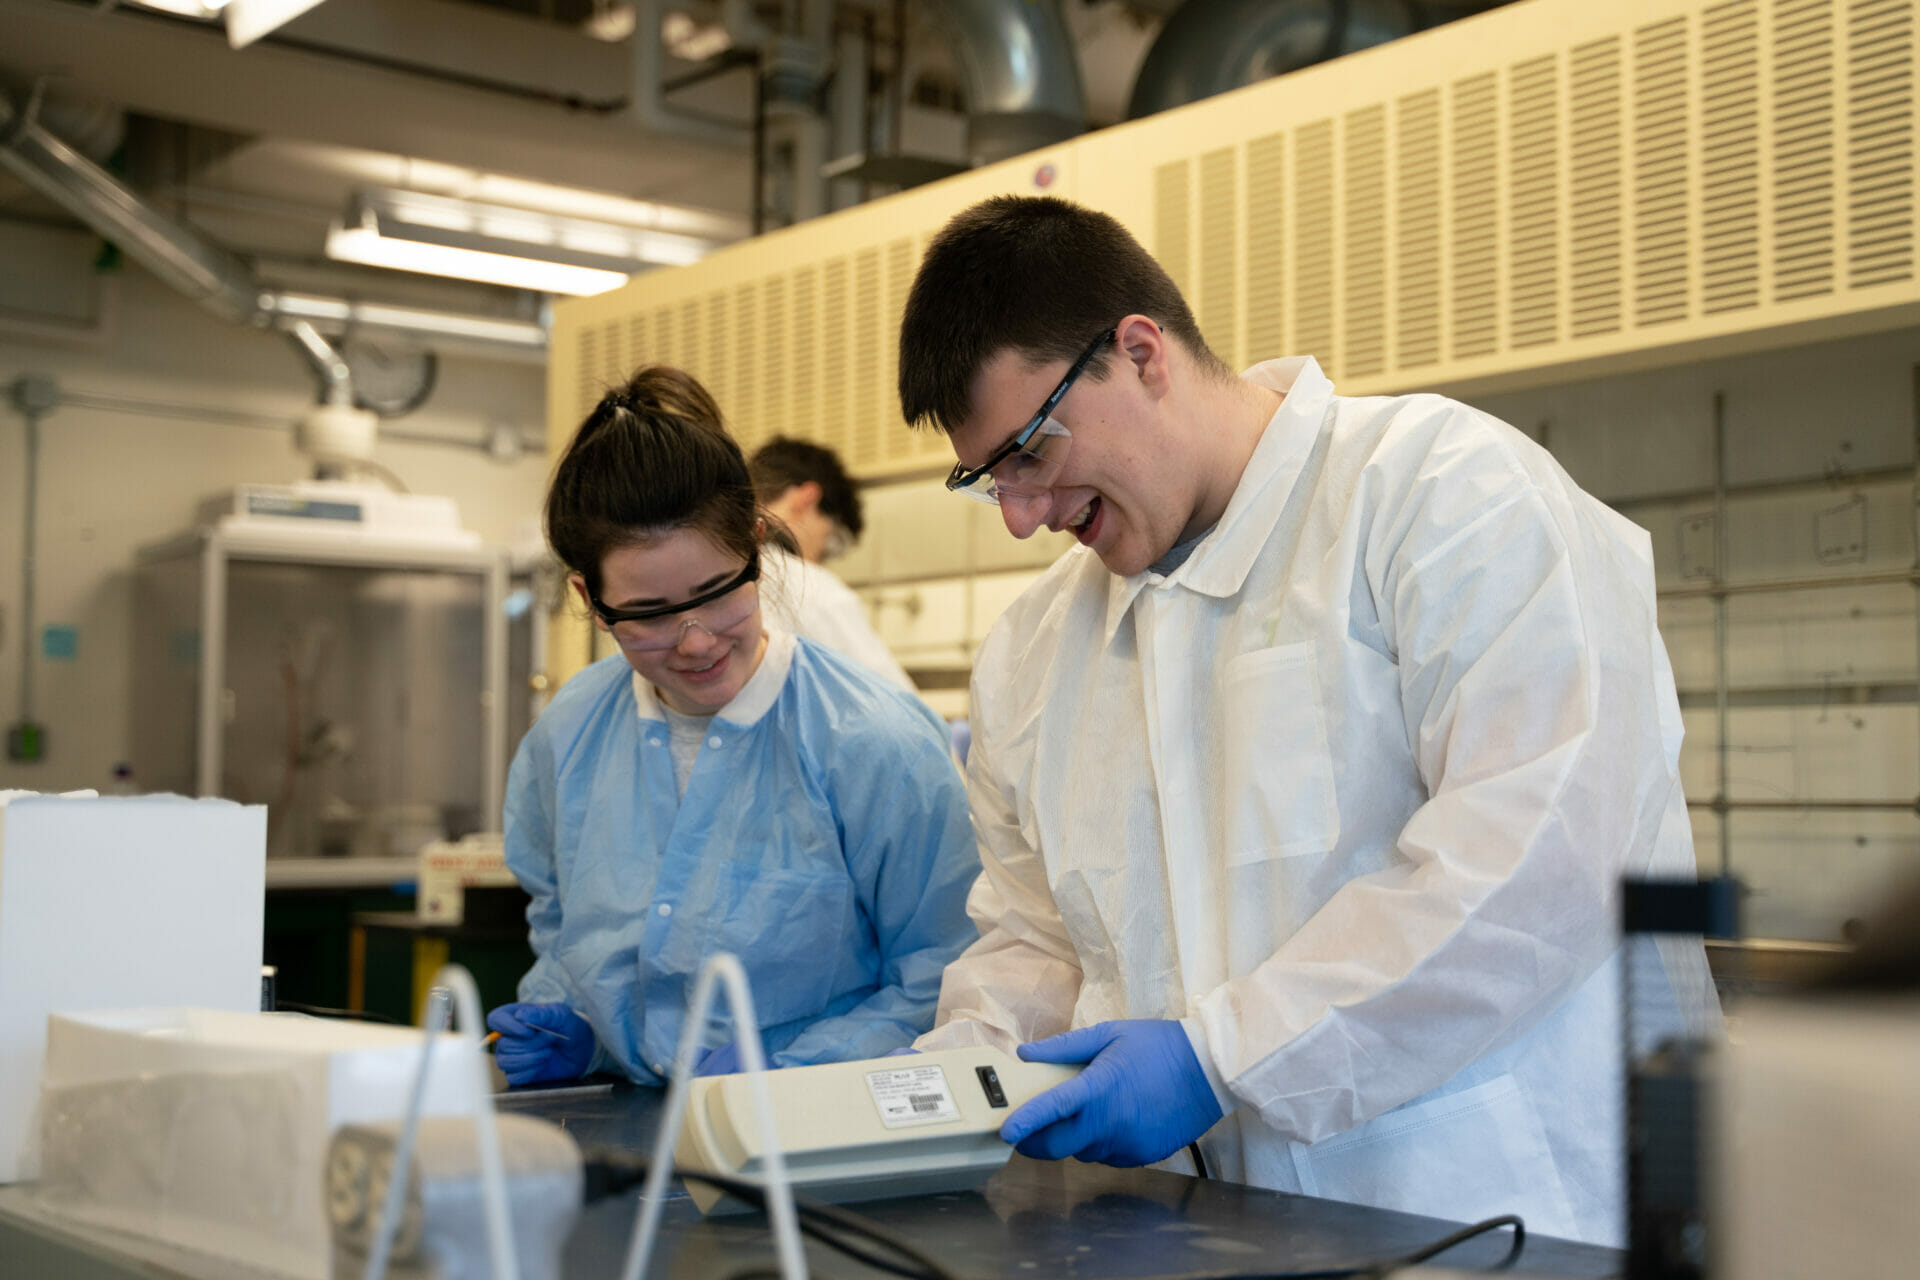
945, 328, 1116, 506
588, 557, 760, 651
822, 521, 854, 561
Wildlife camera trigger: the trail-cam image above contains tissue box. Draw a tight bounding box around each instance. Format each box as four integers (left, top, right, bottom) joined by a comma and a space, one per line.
0, 793, 266, 1182
36, 1007, 489, 1280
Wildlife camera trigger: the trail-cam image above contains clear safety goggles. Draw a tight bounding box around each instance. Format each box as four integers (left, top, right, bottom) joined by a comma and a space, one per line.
945, 329, 1114, 507
589, 558, 760, 651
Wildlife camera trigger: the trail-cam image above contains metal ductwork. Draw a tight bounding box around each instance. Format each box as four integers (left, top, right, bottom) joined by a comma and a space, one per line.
925, 0, 1088, 167
0, 89, 547, 385
1126, 0, 1419, 120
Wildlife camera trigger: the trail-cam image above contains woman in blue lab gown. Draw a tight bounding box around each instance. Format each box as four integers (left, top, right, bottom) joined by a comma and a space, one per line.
485, 367, 977, 1086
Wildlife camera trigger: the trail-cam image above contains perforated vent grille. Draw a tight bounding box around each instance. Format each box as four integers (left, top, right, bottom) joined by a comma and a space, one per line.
1704, 0, 1763, 313
1245, 132, 1287, 365
762, 274, 788, 441
1396, 90, 1443, 369
1848, 0, 1916, 286
1453, 72, 1501, 360
1198, 147, 1239, 361
557, 0, 1920, 473
1155, 159, 1193, 297
1571, 37, 1625, 337
819, 256, 849, 456
1344, 105, 1388, 377
1509, 54, 1561, 348
882, 237, 914, 465
1634, 17, 1691, 325
1775, 0, 1837, 299
1294, 119, 1336, 372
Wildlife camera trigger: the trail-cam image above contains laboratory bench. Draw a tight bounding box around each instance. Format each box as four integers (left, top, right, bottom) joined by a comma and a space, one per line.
0, 1082, 1623, 1280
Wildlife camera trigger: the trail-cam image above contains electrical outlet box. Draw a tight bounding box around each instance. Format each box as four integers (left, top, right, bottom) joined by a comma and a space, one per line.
5, 722, 42, 762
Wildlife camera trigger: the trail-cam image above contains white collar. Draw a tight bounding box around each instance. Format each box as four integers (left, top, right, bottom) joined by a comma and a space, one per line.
1099, 356, 1335, 644
628, 627, 797, 729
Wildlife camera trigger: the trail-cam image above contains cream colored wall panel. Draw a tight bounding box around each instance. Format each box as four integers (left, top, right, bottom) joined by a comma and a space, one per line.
865, 479, 973, 581
872, 578, 969, 658
969, 501, 1079, 573
970, 569, 1051, 645
830, 519, 879, 583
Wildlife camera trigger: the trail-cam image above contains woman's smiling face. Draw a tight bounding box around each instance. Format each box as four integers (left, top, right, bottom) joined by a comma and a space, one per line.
587, 527, 767, 714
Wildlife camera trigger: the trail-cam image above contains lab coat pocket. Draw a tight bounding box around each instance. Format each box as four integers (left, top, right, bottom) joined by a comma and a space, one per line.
1292, 1073, 1579, 1242
1221, 643, 1341, 866
713, 862, 857, 1028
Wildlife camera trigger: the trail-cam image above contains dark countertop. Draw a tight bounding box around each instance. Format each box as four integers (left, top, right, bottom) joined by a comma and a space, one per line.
0, 1079, 1624, 1279
504, 1081, 1624, 1280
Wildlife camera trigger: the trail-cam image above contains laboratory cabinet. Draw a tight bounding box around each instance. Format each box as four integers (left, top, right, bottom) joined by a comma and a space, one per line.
131, 529, 510, 862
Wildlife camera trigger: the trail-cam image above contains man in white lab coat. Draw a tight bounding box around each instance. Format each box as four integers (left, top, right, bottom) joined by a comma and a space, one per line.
898, 195, 1713, 1246
750, 436, 918, 695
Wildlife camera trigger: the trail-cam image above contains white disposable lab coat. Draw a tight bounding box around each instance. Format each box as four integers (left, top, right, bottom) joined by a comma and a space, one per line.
762, 548, 918, 695
917, 357, 1714, 1246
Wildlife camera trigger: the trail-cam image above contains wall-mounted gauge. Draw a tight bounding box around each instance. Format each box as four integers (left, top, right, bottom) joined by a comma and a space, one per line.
340, 339, 437, 418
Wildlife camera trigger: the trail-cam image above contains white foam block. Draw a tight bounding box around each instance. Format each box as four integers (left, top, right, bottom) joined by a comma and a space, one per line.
0, 794, 266, 1182
38, 1008, 490, 1280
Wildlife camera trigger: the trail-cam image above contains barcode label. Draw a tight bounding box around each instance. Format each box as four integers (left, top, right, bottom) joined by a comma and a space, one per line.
866, 1064, 961, 1129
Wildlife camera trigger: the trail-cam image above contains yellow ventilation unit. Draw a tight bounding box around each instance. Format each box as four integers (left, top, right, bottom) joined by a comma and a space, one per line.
551, 0, 1918, 468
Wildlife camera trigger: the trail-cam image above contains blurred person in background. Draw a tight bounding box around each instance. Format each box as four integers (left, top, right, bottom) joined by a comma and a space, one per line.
751, 436, 917, 694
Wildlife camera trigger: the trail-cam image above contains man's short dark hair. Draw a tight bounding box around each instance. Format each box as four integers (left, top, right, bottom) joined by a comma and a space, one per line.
749, 436, 864, 539
898, 195, 1228, 436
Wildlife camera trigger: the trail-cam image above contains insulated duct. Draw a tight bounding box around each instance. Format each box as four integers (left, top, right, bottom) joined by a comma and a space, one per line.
1126, 0, 1418, 120
0, 90, 547, 377
925, 0, 1088, 166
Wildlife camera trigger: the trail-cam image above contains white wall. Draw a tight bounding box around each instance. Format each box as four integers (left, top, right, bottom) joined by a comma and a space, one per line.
0, 266, 550, 796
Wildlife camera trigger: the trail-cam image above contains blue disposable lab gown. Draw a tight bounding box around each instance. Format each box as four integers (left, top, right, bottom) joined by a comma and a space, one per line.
505, 630, 978, 1083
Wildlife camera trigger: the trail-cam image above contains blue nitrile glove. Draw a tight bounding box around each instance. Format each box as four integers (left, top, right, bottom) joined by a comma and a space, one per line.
486, 1002, 595, 1086
999, 1020, 1224, 1167
694, 1041, 747, 1076
695, 1031, 776, 1076
885, 1047, 920, 1058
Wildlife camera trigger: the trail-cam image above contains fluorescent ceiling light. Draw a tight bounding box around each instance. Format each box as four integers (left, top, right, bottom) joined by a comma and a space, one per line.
327, 224, 628, 296
272, 143, 750, 241
225, 0, 329, 48
324, 188, 725, 295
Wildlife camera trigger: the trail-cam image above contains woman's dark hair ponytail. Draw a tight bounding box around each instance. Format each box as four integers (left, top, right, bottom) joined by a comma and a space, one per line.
546, 366, 760, 597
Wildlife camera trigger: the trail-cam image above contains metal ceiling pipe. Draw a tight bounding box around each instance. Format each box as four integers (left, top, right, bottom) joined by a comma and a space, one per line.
0, 89, 548, 365
268, 294, 549, 352
0, 90, 265, 326
923, 0, 1087, 166
284, 319, 354, 405
1126, 0, 1417, 121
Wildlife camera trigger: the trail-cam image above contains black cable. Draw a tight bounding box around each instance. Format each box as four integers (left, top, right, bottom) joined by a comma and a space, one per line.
1363, 1213, 1525, 1276
586, 1151, 1518, 1280
1185, 1214, 1527, 1279
582, 1153, 960, 1280
1186, 1139, 1211, 1179
276, 1001, 401, 1024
